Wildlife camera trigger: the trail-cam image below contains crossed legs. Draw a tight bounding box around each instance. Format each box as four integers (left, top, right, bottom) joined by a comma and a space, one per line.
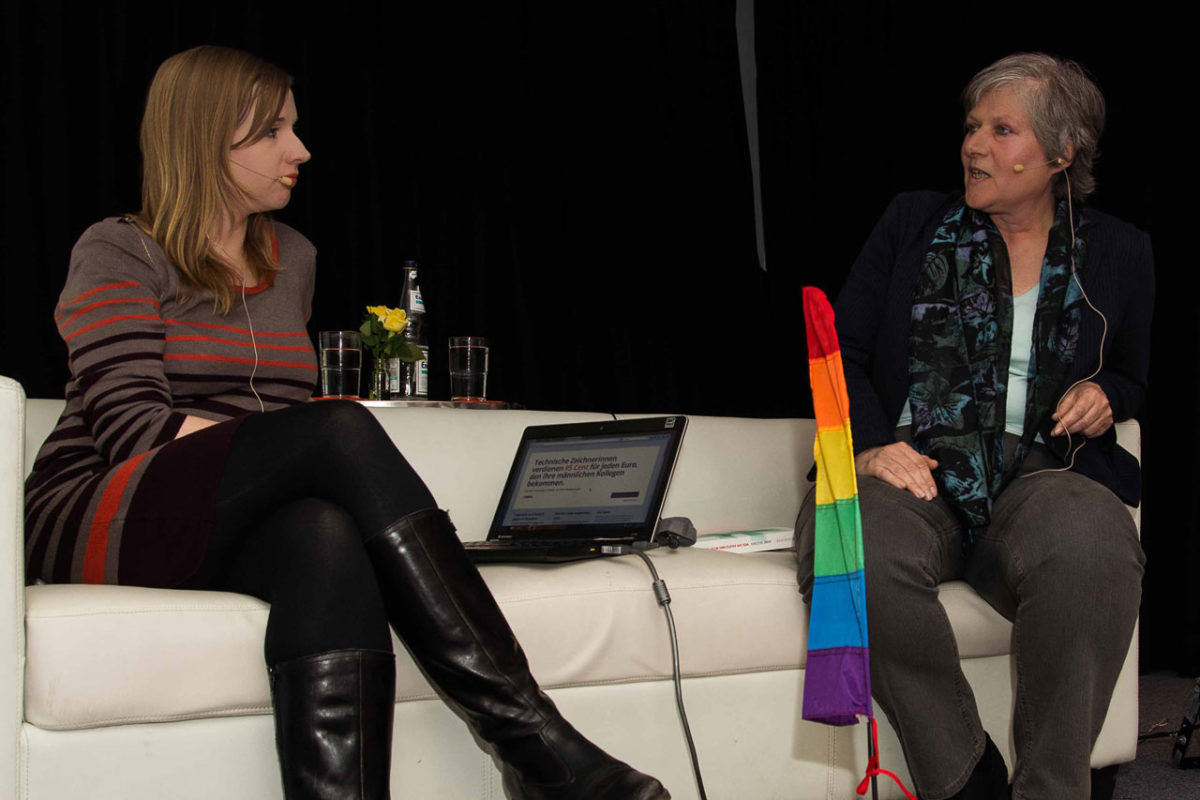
186, 399, 434, 663
185, 400, 668, 799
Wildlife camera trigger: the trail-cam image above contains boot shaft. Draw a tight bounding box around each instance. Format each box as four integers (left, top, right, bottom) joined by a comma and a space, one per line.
270, 648, 396, 800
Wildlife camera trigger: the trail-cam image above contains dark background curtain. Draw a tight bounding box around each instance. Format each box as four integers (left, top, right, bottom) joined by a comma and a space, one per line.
2, 3, 1193, 671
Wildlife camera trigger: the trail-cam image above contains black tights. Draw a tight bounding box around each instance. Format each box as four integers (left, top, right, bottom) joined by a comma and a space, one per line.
184, 401, 436, 666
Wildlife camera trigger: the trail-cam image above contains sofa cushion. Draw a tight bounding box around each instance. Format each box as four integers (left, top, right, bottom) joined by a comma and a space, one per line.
24, 584, 271, 730
23, 548, 1019, 731
370, 407, 612, 538
628, 414, 814, 533
23, 548, 799, 729
373, 408, 816, 538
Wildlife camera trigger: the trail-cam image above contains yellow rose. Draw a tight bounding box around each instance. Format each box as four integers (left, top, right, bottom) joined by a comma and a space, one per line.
366, 305, 388, 323
383, 308, 407, 333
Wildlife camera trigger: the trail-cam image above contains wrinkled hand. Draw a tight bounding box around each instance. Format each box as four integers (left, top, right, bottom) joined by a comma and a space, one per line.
1051, 381, 1112, 438
855, 442, 939, 500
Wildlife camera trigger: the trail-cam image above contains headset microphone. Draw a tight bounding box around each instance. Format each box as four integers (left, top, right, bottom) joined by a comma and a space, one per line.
1012, 157, 1067, 174
231, 161, 295, 187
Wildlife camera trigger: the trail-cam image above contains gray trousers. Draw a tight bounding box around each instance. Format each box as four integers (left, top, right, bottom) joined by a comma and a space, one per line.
795, 445, 1143, 800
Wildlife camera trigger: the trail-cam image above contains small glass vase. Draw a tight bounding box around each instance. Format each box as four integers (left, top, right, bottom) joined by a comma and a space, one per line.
368, 360, 389, 400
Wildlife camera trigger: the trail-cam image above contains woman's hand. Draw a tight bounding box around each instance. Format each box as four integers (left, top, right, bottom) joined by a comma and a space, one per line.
1051, 381, 1113, 438
855, 442, 939, 500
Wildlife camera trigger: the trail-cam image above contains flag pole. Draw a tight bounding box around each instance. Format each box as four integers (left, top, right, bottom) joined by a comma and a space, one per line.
867, 725, 879, 800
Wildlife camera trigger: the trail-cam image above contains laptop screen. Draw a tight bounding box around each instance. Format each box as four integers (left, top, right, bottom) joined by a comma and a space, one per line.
490, 416, 686, 539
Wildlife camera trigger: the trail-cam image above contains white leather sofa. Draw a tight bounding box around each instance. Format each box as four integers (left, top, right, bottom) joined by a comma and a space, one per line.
1, 374, 1139, 799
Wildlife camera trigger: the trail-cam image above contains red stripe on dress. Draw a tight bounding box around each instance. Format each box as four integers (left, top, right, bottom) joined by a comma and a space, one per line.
61, 297, 160, 328
63, 314, 163, 341
165, 335, 312, 351
82, 450, 151, 584
62, 281, 142, 308
163, 353, 317, 370
163, 318, 309, 337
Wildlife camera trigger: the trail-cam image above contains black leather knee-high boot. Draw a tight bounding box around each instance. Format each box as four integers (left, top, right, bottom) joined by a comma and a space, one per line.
363, 508, 670, 800
269, 649, 396, 800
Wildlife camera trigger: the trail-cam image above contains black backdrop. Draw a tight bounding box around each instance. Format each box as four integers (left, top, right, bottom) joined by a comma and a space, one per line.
2, 3, 1193, 671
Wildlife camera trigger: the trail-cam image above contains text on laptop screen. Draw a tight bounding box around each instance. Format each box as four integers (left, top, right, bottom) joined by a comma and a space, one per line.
499, 432, 673, 528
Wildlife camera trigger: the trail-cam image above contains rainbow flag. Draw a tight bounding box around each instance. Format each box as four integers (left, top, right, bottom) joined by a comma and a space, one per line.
801, 286, 872, 727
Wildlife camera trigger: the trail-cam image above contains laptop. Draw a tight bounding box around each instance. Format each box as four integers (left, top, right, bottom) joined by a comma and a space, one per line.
463, 415, 687, 563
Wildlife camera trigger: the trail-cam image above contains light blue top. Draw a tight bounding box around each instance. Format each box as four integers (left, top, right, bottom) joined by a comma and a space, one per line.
1003, 287, 1038, 436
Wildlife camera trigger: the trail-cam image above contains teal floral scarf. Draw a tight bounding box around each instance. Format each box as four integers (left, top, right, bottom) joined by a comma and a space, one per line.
908, 197, 1085, 534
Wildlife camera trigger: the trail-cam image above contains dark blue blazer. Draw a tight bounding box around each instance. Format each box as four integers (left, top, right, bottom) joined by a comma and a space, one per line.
833, 191, 1154, 506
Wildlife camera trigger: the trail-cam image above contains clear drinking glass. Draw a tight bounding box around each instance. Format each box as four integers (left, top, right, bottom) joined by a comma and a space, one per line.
319, 330, 362, 399
448, 336, 489, 401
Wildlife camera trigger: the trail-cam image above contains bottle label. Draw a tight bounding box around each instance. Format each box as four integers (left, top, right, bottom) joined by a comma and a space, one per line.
409, 288, 425, 314
386, 357, 401, 395
415, 347, 429, 396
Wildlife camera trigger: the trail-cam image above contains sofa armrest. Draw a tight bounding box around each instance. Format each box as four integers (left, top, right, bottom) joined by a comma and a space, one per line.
1113, 419, 1142, 534
1, 376, 28, 799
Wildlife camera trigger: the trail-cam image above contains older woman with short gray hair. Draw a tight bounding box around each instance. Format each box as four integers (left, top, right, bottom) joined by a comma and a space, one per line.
796, 53, 1151, 800
963, 52, 1107, 201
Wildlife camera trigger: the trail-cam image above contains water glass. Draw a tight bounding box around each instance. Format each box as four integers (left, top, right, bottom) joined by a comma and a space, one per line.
448, 336, 489, 401
319, 330, 362, 399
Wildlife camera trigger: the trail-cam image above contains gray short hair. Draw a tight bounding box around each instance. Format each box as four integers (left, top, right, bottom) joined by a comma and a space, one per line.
963, 53, 1106, 202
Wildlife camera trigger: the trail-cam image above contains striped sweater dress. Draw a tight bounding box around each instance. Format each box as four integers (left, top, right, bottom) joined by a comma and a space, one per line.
24, 217, 318, 588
